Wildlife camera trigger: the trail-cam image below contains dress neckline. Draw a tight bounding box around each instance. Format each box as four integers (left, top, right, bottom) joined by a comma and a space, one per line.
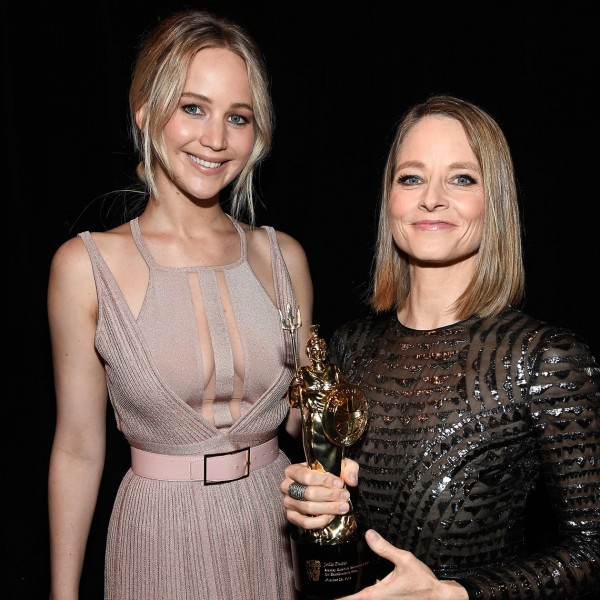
392, 312, 479, 334
129, 214, 247, 271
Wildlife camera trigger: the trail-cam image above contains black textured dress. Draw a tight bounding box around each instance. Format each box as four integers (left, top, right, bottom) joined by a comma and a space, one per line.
329, 308, 600, 599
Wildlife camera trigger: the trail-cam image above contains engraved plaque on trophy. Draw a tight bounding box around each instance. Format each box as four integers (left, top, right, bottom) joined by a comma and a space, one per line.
280, 308, 375, 599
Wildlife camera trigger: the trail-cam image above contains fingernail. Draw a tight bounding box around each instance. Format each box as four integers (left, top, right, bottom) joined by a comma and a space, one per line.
340, 490, 350, 500
366, 529, 379, 542
339, 502, 349, 513
332, 478, 343, 488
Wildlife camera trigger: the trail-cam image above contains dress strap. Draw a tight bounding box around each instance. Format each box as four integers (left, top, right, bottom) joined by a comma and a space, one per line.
226, 214, 247, 261
129, 217, 156, 267
261, 226, 299, 369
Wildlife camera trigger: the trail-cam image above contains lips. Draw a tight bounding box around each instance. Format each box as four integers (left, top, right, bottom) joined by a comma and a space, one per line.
413, 220, 454, 231
187, 153, 223, 169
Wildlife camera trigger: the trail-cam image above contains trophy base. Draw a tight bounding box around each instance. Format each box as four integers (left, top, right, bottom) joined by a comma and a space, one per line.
290, 529, 376, 599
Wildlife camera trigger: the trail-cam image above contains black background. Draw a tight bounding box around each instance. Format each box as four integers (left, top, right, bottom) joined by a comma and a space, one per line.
4, 2, 598, 598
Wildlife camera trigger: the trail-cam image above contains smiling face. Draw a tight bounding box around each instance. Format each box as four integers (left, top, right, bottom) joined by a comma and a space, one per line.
155, 47, 256, 201
389, 115, 485, 268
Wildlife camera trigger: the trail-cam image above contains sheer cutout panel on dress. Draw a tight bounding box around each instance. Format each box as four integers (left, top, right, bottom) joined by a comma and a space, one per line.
187, 271, 245, 428
188, 272, 215, 417
217, 271, 244, 424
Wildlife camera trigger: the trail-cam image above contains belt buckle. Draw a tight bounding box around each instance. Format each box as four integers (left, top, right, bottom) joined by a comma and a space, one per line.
203, 447, 251, 485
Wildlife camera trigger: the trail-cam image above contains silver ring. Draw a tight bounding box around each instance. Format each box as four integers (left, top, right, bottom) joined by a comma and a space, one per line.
288, 481, 307, 501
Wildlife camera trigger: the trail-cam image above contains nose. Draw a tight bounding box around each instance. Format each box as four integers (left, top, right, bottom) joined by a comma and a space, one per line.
199, 118, 227, 151
419, 180, 449, 212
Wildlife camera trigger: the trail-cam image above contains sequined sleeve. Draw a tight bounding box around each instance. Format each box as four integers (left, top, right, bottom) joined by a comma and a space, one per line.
329, 312, 600, 600
457, 327, 600, 599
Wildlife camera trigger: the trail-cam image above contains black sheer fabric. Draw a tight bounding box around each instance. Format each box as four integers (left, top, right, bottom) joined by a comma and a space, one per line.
330, 308, 600, 599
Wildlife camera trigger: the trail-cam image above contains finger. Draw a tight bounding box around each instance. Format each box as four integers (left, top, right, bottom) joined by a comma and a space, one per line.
283, 464, 349, 503
280, 476, 312, 495
284, 480, 350, 504
280, 481, 350, 517
340, 458, 359, 487
283, 494, 350, 517
283, 461, 308, 477
284, 463, 345, 489
364, 529, 404, 565
285, 509, 339, 530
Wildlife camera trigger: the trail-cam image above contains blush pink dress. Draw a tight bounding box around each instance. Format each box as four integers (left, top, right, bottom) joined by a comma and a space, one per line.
78, 216, 298, 599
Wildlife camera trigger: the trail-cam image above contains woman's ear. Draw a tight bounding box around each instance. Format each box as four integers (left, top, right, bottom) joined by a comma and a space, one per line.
135, 104, 147, 130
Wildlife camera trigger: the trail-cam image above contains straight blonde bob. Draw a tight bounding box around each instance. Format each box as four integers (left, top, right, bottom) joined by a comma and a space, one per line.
128, 9, 274, 225
371, 94, 525, 318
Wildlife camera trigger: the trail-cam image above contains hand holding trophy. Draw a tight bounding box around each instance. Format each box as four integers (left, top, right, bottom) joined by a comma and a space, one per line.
281, 307, 374, 599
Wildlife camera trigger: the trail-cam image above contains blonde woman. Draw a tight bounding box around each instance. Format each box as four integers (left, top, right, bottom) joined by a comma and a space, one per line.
48, 10, 312, 599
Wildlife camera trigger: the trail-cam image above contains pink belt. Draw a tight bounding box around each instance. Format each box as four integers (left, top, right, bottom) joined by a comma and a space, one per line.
131, 437, 279, 484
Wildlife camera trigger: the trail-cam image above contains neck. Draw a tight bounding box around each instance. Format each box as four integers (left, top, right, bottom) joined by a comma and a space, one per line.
139, 200, 230, 237
398, 260, 474, 330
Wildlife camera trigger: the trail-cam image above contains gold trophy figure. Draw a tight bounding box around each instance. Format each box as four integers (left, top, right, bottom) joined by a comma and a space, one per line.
280, 312, 374, 599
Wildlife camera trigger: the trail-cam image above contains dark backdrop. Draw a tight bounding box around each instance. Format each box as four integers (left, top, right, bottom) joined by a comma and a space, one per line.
4, 2, 598, 598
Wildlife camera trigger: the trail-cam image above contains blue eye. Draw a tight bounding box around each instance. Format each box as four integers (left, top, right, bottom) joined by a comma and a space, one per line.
455, 174, 476, 186
397, 175, 421, 185
228, 114, 249, 125
182, 104, 203, 116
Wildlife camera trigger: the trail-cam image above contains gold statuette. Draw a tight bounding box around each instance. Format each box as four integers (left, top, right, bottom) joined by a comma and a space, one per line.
282, 321, 374, 598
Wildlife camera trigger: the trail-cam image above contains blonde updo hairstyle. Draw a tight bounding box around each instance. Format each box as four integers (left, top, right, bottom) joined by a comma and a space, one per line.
128, 9, 274, 225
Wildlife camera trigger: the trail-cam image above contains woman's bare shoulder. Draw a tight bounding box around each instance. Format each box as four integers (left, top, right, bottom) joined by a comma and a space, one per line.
274, 229, 310, 274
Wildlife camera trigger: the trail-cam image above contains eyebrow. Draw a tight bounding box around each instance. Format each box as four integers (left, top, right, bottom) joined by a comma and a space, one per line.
180, 92, 253, 112
395, 160, 480, 172
448, 161, 480, 171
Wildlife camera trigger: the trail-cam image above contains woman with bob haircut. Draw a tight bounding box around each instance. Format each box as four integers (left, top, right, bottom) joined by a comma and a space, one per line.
281, 94, 600, 600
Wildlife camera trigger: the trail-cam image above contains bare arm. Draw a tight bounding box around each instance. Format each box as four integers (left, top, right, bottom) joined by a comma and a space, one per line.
47, 237, 108, 600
